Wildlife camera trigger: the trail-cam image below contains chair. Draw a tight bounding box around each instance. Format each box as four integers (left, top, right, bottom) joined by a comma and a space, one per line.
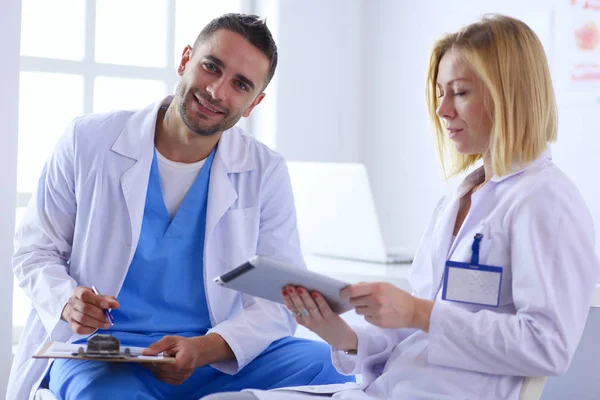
519, 376, 547, 400
539, 286, 600, 399
34, 388, 55, 400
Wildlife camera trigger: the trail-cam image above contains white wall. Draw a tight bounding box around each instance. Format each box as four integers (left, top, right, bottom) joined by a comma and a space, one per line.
361, 0, 448, 254
273, 0, 363, 163
0, 0, 21, 396
551, 2, 600, 251
247, 0, 279, 149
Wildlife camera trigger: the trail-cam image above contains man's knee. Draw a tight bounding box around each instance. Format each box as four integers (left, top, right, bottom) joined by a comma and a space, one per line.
58, 373, 146, 400
49, 361, 155, 400
289, 339, 336, 367
277, 338, 355, 384
68, 376, 128, 400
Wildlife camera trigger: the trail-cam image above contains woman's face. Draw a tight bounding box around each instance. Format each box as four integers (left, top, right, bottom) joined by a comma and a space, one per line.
435, 49, 492, 155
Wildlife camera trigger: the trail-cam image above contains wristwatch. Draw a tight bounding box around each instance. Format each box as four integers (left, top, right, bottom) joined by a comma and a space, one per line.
343, 348, 358, 355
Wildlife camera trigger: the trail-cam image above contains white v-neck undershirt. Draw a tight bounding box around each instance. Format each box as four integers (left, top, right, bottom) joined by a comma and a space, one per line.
155, 149, 206, 218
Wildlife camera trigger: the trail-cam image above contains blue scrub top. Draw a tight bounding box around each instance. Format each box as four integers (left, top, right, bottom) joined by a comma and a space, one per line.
94, 147, 216, 346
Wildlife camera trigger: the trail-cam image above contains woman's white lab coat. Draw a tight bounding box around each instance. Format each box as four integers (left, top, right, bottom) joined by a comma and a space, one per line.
8, 98, 304, 400
249, 150, 600, 400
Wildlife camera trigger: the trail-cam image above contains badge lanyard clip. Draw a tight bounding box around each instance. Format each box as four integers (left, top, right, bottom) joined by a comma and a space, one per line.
470, 233, 484, 266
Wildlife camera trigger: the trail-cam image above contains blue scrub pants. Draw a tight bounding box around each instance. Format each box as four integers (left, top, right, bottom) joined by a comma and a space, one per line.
48, 337, 354, 400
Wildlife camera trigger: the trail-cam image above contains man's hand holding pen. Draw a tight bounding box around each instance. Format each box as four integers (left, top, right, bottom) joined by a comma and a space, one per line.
61, 286, 120, 335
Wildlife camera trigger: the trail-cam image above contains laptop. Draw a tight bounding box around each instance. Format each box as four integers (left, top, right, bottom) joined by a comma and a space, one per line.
287, 162, 413, 264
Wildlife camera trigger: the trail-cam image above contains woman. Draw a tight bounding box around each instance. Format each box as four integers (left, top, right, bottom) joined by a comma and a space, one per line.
204, 14, 600, 400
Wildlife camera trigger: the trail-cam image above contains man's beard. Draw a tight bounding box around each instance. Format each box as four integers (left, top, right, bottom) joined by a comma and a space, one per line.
176, 83, 244, 136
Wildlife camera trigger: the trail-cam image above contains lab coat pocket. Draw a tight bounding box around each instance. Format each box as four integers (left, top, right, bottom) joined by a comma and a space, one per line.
215, 206, 260, 269
481, 233, 513, 307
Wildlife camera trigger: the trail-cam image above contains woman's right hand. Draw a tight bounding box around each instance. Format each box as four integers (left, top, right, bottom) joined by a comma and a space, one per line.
282, 285, 357, 351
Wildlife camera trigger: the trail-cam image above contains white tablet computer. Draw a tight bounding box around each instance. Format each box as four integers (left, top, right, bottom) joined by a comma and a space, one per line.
213, 255, 353, 314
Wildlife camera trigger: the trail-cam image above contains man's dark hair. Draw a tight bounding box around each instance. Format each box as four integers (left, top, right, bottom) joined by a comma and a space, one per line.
193, 13, 278, 90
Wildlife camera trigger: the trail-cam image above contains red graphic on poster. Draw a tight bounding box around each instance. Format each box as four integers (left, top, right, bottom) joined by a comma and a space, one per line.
571, 64, 600, 81
570, 0, 600, 10
574, 21, 600, 50
565, 0, 600, 87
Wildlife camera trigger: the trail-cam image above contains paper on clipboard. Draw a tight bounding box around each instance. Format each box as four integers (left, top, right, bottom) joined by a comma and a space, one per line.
33, 341, 176, 363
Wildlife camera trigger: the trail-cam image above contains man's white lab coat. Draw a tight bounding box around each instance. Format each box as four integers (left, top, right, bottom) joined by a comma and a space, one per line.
8, 98, 304, 400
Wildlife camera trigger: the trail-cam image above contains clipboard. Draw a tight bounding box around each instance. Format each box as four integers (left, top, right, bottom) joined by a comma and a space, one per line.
33, 341, 176, 364
214, 255, 353, 314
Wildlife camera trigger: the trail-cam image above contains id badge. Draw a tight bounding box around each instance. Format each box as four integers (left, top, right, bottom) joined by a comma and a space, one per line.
442, 233, 503, 307
442, 261, 503, 307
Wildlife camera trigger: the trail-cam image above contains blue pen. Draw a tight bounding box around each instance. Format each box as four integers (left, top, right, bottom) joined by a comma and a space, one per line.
91, 285, 115, 326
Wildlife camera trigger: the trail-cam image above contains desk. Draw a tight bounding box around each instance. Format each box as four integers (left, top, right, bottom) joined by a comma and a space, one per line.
304, 254, 412, 292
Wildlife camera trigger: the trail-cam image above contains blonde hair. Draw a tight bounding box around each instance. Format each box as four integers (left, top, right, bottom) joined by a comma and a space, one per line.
425, 14, 558, 178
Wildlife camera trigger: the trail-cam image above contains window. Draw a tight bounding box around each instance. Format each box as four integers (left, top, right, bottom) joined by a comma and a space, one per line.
14, 0, 249, 345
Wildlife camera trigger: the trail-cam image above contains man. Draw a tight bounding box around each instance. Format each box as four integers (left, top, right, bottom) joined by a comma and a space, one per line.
8, 13, 354, 400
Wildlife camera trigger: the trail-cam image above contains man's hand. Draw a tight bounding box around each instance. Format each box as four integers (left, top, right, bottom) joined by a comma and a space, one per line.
341, 282, 434, 332
141, 336, 200, 385
142, 334, 234, 385
61, 286, 119, 335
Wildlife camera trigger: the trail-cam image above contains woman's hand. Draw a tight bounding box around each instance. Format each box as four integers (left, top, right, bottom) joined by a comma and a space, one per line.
282, 285, 357, 351
341, 282, 433, 331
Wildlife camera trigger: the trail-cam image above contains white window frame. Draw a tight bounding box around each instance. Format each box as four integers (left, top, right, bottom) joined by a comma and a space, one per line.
3, 0, 22, 393
16, 0, 180, 209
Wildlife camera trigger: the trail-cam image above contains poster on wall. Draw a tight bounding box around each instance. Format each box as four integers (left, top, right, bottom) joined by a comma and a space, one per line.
562, 0, 600, 93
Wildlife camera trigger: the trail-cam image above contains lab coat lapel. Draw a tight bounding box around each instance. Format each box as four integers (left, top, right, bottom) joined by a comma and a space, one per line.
429, 194, 460, 299
428, 168, 485, 299
111, 101, 160, 266
205, 128, 257, 242
205, 153, 238, 240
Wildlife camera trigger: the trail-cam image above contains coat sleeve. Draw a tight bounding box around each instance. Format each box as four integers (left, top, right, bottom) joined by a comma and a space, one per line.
427, 182, 600, 376
331, 325, 416, 379
13, 119, 79, 340
409, 196, 448, 299
207, 157, 303, 373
